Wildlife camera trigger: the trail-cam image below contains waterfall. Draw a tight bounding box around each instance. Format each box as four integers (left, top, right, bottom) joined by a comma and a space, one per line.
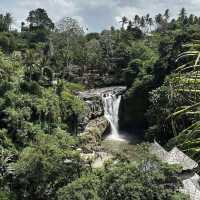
102, 92, 124, 140
79, 86, 126, 140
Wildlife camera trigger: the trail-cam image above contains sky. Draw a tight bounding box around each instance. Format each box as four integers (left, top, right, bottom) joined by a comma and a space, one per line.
1, 0, 200, 32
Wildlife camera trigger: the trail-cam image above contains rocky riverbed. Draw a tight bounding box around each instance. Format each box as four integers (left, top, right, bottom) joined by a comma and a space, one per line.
78, 86, 144, 168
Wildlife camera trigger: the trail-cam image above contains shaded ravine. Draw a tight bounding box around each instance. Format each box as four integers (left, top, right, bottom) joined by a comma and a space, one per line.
100, 88, 200, 199
99, 87, 143, 160
80, 87, 200, 199
79, 86, 143, 161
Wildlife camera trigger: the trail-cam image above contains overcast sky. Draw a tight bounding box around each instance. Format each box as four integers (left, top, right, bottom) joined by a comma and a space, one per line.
1, 0, 200, 32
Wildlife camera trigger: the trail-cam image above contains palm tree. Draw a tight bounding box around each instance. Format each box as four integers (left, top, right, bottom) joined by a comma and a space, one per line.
145, 14, 150, 32
194, 16, 199, 24
188, 14, 194, 25
127, 20, 133, 31
140, 16, 146, 29
24, 49, 41, 81
134, 15, 140, 27
167, 42, 200, 162
164, 9, 170, 21
0, 13, 12, 32
179, 8, 187, 27
179, 8, 187, 21
0, 14, 4, 32
4, 12, 12, 31
155, 13, 163, 30
145, 14, 150, 23
120, 16, 128, 29
155, 14, 162, 23
149, 18, 154, 32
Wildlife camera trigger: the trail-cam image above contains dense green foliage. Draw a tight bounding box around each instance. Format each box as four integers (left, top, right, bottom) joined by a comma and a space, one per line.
148, 41, 200, 163
57, 158, 186, 200
0, 51, 86, 199
0, 6, 197, 200
142, 10, 200, 171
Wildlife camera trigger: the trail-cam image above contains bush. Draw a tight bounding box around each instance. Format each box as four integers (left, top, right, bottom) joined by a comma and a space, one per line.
57, 158, 188, 200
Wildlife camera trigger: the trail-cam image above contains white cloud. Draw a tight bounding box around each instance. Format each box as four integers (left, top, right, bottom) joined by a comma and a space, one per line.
1, 0, 200, 32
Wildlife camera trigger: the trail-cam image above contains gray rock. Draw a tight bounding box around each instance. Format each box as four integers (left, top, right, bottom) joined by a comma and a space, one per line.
78, 86, 126, 132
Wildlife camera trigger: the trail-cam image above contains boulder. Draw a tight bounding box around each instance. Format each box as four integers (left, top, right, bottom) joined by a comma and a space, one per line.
80, 116, 110, 150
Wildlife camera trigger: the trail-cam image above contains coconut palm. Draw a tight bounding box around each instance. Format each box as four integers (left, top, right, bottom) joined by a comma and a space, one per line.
4, 13, 12, 31
188, 14, 194, 25
140, 16, 146, 30
148, 18, 154, 32
127, 20, 133, 31
0, 12, 12, 32
168, 42, 200, 162
164, 9, 170, 21
134, 15, 140, 27
179, 8, 187, 21
155, 13, 163, 31
120, 16, 128, 29
145, 14, 150, 23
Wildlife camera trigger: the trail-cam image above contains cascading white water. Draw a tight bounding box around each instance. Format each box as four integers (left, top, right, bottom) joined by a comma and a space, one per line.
102, 92, 124, 140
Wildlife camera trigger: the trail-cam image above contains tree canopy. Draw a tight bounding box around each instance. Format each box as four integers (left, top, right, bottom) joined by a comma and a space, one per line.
0, 6, 198, 200
26, 8, 54, 31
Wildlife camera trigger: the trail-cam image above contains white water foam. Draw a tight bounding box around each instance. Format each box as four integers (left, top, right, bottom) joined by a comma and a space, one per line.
102, 92, 125, 141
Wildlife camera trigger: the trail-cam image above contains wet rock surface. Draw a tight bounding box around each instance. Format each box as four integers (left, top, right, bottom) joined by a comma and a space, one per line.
78, 86, 127, 167
79, 86, 126, 98
80, 116, 110, 150
78, 86, 126, 133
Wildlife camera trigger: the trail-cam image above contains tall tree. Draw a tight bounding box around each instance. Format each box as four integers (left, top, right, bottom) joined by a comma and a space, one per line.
155, 13, 163, 25
56, 17, 84, 36
134, 15, 141, 27
127, 20, 133, 31
0, 12, 12, 32
140, 16, 146, 30
164, 9, 170, 21
179, 8, 188, 28
27, 8, 54, 31
148, 18, 154, 31
145, 14, 150, 23
179, 8, 187, 21
155, 13, 164, 31
120, 16, 128, 29
53, 17, 84, 79
188, 14, 194, 25
194, 16, 199, 24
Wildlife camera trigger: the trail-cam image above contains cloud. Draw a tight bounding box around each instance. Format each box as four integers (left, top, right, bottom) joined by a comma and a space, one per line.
1, 0, 200, 32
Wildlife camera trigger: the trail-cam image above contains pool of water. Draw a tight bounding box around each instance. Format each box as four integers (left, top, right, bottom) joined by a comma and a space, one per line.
102, 132, 143, 161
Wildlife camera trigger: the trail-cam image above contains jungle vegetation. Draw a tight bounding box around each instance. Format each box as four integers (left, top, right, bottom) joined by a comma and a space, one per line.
0, 7, 199, 200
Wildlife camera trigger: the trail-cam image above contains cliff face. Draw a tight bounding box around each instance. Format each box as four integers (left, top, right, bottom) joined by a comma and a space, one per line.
68, 64, 148, 134
119, 85, 150, 133
78, 87, 126, 149
78, 89, 108, 151
78, 92, 104, 132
